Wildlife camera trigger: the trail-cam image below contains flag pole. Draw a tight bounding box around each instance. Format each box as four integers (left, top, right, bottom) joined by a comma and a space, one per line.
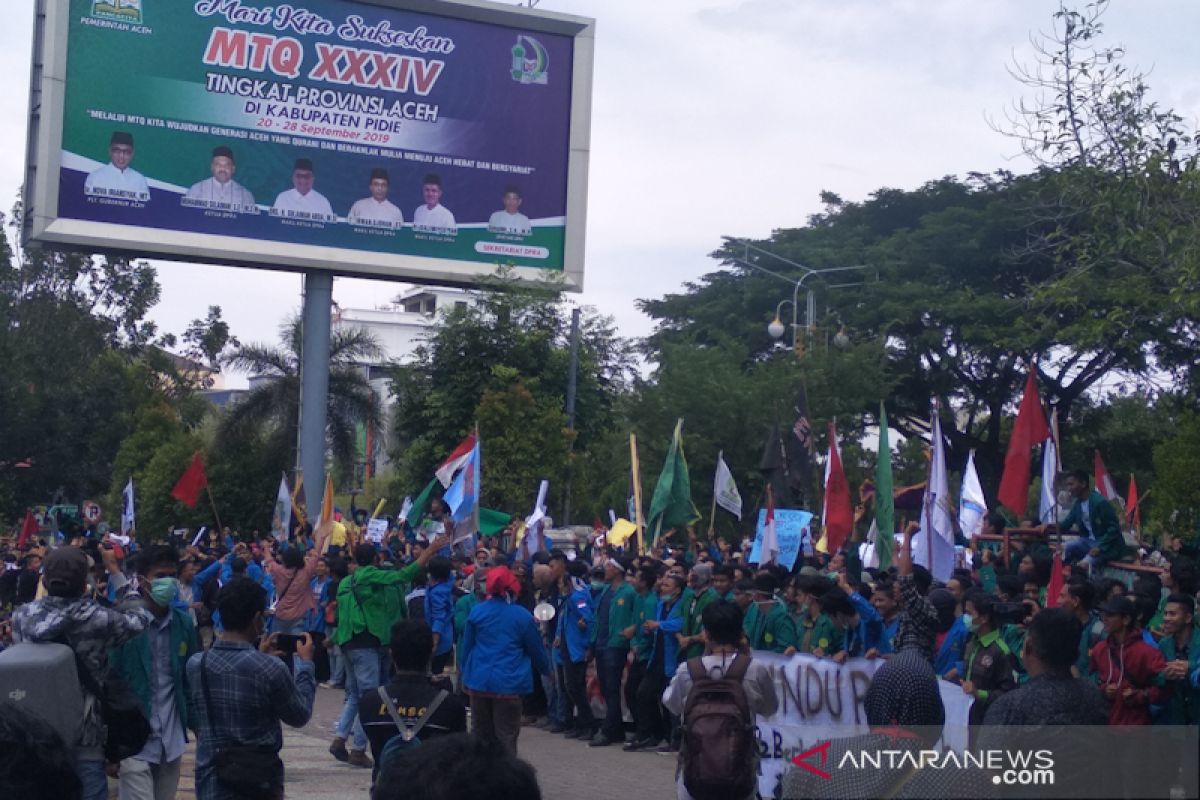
707, 451, 720, 538
205, 484, 224, 535
630, 433, 645, 556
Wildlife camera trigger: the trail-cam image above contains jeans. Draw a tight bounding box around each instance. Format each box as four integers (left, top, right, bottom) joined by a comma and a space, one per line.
470, 695, 524, 756
597, 647, 628, 739
119, 756, 182, 800
76, 754, 108, 800
624, 657, 646, 734
329, 644, 346, 686
1064, 535, 1095, 564
334, 646, 387, 751
541, 670, 564, 725
555, 662, 574, 728
563, 658, 594, 734
273, 616, 306, 635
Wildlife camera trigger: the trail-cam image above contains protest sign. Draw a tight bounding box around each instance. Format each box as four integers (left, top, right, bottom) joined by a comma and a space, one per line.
749, 651, 971, 797
749, 509, 813, 570
366, 517, 389, 544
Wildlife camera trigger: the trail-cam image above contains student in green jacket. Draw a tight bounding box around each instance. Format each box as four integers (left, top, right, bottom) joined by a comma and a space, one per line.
454, 566, 487, 655
788, 573, 845, 659
678, 563, 718, 660
743, 573, 796, 653
623, 566, 659, 751
1060, 469, 1124, 573
590, 557, 639, 747
109, 544, 201, 800
1156, 594, 1200, 727
331, 533, 449, 767
712, 565, 736, 603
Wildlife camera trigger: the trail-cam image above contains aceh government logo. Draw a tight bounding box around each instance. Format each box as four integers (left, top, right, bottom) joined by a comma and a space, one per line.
510, 35, 549, 85
91, 0, 143, 24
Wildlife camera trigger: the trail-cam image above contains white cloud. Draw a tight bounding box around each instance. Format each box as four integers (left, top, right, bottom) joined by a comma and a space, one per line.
0, 0, 1197, 381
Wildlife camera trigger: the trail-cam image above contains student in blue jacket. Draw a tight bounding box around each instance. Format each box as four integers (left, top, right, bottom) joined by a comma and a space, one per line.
460, 566, 551, 756
555, 560, 596, 739
636, 572, 685, 753
424, 556, 456, 674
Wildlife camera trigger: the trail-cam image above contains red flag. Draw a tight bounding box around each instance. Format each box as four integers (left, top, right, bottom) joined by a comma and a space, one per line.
1094, 451, 1119, 502
823, 421, 854, 554
435, 433, 477, 488
17, 511, 38, 549
997, 367, 1051, 515
1045, 552, 1064, 608
760, 484, 779, 565
171, 452, 208, 508
1127, 473, 1140, 533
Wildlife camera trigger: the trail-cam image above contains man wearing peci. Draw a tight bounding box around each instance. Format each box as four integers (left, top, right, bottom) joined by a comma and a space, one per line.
84, 131, 150, 202
412, 173, 456, 233
271, 158, 334, 219
487, 185, 532, 236
347, 168, 404, 228
184, 146, 256, 211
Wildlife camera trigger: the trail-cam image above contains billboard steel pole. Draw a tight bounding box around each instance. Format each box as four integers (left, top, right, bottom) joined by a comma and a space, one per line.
299, 270, 333, 508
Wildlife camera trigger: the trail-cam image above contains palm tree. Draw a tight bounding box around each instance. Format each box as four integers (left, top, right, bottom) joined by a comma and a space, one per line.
219, 316, 384, 488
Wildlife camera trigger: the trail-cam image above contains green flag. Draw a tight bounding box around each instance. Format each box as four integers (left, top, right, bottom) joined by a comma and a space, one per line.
875, 402, 895, 570
479, 508, 513, 537
405, 477, 440, 529
647, 419, 701, 543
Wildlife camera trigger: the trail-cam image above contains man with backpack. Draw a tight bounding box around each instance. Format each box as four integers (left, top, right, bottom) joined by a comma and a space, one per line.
9, 545, 155, 800
663, 601, 777, 800
358, 619, 467, 787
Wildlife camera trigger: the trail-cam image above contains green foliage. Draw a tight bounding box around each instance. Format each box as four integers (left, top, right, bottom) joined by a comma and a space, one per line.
476, 378, 573, 514
1152, 413, 1200, 539
219, 316, 382, 490
389, 279, 634, 520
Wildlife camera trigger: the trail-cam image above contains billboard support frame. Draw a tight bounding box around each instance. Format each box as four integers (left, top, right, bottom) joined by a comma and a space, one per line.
22, 0, 595, 293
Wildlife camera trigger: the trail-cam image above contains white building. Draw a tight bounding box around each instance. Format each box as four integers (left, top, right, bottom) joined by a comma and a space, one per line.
332, 286, 477, 479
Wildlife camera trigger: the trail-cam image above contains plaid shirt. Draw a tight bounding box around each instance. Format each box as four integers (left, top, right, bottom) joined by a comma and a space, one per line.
894, 574, 938, 661
186, 640, 316, 800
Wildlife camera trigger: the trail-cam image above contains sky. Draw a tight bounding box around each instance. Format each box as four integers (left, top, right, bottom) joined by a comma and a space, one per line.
1, 1, 1197, 389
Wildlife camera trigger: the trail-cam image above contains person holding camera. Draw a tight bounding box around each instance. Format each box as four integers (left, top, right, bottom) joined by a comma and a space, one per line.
186, 577, 316, 800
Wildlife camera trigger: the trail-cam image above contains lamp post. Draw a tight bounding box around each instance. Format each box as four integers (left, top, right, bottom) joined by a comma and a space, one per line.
723, 237, 872, 353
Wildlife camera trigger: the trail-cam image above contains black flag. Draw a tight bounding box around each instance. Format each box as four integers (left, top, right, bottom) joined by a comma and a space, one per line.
786, 384, 815, 505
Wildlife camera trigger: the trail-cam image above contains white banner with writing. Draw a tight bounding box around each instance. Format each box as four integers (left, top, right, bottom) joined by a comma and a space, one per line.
750, 651, 971, 798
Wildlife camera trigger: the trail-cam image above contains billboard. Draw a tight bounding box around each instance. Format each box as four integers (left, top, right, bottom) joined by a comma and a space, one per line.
23, 0, 594, 290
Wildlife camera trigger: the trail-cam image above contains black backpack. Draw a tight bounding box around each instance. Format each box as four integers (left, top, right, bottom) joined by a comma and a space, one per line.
679, 654, 758, 800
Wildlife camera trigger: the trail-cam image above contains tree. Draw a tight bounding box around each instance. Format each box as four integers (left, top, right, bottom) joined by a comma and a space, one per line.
475, 374, 573, 514
219, 316, 383, 491
389, 277, 635, 518
1153, 413, 1200, 541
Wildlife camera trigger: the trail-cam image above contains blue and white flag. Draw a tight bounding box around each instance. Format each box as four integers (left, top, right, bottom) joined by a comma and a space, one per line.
914, 407, 956, 581
444, 440, 481, 530
958, 450, 987, 539
121, 478, 136, 536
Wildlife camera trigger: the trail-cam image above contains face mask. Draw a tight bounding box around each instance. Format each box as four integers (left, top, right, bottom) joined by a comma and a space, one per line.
591, 581, 605, 591
150, 577, 179, 606
962, 612, 976, 632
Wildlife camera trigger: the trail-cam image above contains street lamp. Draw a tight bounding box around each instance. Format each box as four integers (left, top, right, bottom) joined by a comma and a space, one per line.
722, 237, 872, 354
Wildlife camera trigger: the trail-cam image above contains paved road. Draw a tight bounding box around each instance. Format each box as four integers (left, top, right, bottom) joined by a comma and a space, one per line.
115, 685, 677, 799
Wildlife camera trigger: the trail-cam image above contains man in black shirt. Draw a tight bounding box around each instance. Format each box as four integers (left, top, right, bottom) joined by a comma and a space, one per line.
359, 620, 467, 783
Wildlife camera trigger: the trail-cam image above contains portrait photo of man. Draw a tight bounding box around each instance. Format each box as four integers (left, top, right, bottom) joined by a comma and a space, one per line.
412, 173, 456, 233
84, 131, 150, 202
347, 168, 404, 228
488, 184, 532, 236
183, 146, 257, 211
271, 158, 334, 219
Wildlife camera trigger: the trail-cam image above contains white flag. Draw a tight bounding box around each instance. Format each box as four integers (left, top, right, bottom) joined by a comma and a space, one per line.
914, 408, 955, 581
1039, 437, 1060, 524
121, 479, 136, 536
271, 474, 292, 542
959, 450, 987, 539
861, 519, 880, 569
518, 480, 550, 560
713, 451, 743, 520
760, 486, 780, 565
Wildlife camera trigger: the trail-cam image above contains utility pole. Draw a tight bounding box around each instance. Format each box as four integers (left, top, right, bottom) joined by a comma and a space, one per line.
561, 307, 581, 525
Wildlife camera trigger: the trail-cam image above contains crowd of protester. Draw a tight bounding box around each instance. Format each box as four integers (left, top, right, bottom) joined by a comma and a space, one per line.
1, 473, 1198, 800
